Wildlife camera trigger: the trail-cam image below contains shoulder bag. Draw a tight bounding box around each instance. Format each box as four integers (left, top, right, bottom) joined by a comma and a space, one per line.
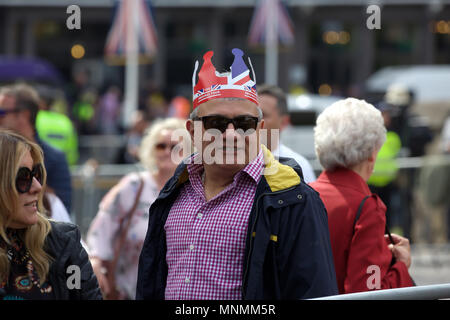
104, 176, 144, 299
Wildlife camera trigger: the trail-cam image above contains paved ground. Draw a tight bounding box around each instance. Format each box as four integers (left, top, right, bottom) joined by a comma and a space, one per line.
409, 244, 450, 286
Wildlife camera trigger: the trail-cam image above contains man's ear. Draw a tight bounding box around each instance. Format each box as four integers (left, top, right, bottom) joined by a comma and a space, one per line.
186, 119, 195, 140
259, 118, 265, 130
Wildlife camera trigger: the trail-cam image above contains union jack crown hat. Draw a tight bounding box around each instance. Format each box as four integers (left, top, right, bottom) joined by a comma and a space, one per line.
192, 48, 258, 109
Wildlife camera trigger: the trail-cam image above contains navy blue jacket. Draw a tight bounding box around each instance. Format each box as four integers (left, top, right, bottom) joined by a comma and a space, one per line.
136, 146, 338, 300
37, 135, 72, 212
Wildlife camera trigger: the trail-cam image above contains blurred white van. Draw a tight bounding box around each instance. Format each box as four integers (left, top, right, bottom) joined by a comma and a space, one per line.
365, 65, 450, 104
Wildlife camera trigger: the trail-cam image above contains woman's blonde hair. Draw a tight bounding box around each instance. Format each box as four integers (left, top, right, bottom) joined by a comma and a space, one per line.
0, 129, 52, 285
138, 117, 190, 173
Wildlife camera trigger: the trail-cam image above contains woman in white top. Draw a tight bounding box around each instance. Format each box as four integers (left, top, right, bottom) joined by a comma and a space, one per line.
43, 192, 72, 223
87, 118, 189, 299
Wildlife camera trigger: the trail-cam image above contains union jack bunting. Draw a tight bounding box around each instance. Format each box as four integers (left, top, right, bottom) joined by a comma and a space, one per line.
248, 0, 295, 46
192, 48, 258, 109
105, 0, 158, 60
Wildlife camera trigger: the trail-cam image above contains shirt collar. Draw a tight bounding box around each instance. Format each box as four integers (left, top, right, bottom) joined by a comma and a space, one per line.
240, 149, 264, 184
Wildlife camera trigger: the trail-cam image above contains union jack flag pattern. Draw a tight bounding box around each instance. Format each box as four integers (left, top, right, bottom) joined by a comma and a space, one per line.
192, 48, 258, 109
248, 0, 294, 46
105, 0, 158, 59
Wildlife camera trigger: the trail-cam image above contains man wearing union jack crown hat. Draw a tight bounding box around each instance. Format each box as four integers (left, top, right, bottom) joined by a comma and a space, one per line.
137, 48, 338, 300
186, 48, 265, 173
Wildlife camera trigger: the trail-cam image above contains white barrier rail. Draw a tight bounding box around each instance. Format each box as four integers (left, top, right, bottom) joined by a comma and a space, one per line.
311, 283, 450, 300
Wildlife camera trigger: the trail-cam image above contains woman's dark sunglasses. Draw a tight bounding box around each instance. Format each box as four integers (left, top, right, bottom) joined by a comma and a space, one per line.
193, 115, 260, 133
16, 164, 43, 194
155, 143, 178, 151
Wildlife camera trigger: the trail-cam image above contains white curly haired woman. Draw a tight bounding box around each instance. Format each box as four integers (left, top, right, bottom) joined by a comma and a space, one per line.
309, 98, 414, 294
87, 117, 189, 300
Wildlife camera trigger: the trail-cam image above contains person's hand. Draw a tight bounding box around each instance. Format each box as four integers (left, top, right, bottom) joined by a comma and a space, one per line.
90, 257, 111, 297
385, 233, 412, 269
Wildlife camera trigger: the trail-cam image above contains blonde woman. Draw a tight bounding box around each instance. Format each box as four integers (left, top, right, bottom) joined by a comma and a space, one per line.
87, 117, 189, 300
0, 129, 101, 300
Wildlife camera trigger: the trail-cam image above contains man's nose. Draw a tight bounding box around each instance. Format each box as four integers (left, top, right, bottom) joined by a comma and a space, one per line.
224, 122, 243, 145
226, 122, 235, 130
224, 122, 240, 135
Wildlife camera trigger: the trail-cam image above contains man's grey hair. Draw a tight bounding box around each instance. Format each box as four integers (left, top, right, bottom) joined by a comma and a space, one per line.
189, 97, 263, 120
314, 98, 387, 170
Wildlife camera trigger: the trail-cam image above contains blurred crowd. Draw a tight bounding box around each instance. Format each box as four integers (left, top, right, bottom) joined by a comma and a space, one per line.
7, 68, 192, 168
0, 79, 192, 300
1, 69, 449, 300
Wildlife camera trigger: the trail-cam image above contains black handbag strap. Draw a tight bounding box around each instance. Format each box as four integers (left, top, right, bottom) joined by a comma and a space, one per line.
353, 195, 392, 237
353, 195, 371, 231
352, 194, 416, 285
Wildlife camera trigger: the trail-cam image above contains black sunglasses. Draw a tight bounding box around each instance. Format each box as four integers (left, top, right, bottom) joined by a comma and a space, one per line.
155, 143, 177, 151
193, 115, 260, 133
16, 164, 44, 194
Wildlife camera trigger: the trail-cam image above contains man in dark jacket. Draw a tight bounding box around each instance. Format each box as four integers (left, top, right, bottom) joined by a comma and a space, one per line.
136, 48, 337, 300
0, 84, 72, 212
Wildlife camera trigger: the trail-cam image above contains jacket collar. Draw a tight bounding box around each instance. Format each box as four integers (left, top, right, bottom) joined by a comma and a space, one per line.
260, 144, 301, 192
317, 167, 372, 195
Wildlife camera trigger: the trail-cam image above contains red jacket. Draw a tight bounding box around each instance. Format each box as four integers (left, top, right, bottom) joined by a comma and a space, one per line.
309, 168, 413, 294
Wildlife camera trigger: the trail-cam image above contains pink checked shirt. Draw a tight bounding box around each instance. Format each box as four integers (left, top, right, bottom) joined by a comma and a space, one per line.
164, 150, 264, 300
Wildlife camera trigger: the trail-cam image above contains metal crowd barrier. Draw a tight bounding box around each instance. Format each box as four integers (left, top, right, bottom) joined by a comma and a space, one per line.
70, 162, 145, 236
310, 155, 450, 172
311, 283, 450, 300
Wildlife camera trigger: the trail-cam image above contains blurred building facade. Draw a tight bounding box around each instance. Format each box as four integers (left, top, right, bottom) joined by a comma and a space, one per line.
0, 0, 449, 97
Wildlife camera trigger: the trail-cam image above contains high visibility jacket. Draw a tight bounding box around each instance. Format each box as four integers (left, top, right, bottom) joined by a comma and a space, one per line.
368, 131, 401, 187
36, 110, 79, 166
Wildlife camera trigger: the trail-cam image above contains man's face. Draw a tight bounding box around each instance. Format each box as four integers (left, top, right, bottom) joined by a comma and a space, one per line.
187, 99, 264, 170
0, 94, 19, 130
258, 94, 287, 150
259, 94, 281, 131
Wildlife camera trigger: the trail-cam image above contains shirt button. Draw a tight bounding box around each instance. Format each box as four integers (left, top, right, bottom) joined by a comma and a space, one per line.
185, 278, 190, 284
197, 213, 203, 219
189, 244, 195, 250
